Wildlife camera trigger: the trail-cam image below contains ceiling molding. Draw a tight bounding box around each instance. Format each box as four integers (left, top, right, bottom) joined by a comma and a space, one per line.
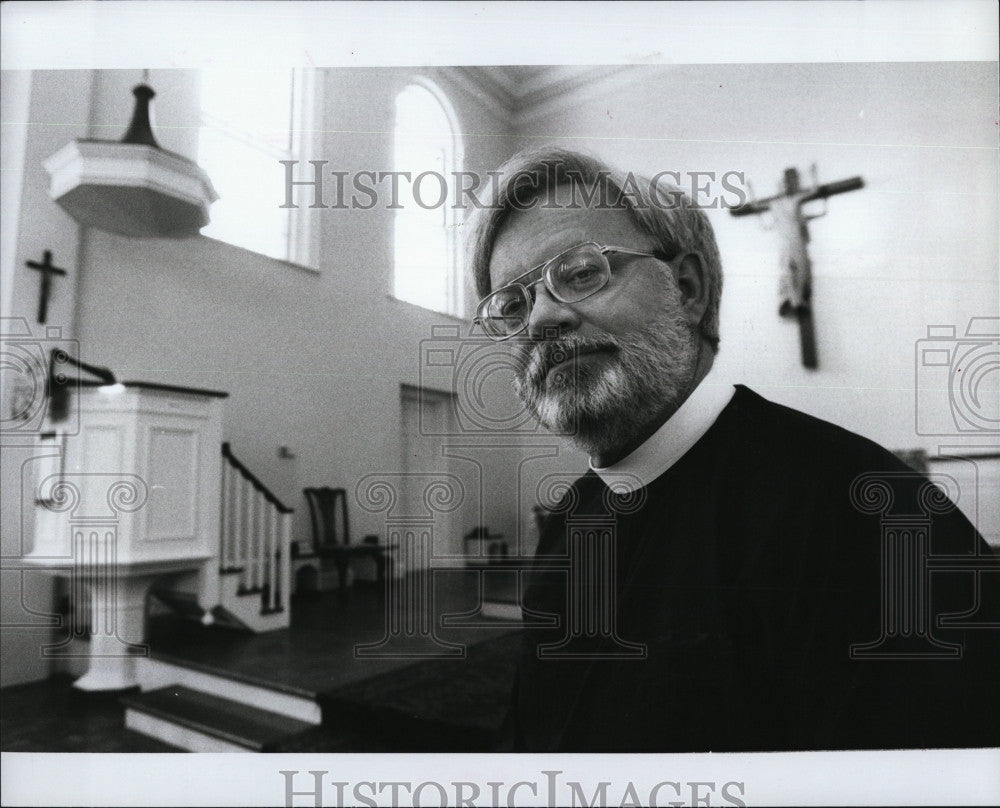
513, 65, 669, 128
448, 67, 516, 118
450, 65, 671, 131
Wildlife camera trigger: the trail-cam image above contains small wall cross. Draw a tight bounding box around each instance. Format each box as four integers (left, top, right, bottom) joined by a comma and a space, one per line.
25, 250, 67, 324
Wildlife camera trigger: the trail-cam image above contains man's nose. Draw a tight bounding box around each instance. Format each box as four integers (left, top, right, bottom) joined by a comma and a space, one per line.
526, 285, 580, 340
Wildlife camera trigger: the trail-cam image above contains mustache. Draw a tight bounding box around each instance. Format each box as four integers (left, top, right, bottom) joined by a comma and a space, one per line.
518, 335, 622, 389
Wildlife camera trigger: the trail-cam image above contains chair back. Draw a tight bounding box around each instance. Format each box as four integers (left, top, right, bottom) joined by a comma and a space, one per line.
303, 487, 351, 553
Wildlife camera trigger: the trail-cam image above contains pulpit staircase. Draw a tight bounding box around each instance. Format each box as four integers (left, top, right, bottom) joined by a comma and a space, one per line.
127, 443, 317, 751
150, 442, 294, 633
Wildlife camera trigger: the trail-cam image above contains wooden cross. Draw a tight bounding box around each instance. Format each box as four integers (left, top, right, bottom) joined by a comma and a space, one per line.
731, 167, 864, 369
25, 250, 67, 324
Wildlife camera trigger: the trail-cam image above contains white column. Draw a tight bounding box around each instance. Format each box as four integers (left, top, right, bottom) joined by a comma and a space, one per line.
219, 461, 230, 567
241, 477, 254, 589
279, 514, 292, 613
253, 493, 264, 591
231, 468, 243, 571
267, 505, 279, 610
72, 574, 154, 691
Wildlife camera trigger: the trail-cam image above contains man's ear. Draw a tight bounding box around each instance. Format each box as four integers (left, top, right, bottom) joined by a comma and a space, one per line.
674, 253, 710, 328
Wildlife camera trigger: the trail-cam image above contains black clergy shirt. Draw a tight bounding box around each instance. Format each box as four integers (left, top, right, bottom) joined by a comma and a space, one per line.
513, 385, 1000, 751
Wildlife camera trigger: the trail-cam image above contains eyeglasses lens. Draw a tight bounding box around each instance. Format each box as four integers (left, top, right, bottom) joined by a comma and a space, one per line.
480, 286, 530, 339
477, 244, 611, 340
548, 245, 610, 302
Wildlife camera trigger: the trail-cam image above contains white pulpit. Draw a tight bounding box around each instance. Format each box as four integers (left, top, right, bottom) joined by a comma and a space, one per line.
25, 381, 227, 690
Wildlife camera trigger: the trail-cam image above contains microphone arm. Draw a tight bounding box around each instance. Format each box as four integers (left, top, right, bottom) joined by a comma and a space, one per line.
46, 349, 117, 423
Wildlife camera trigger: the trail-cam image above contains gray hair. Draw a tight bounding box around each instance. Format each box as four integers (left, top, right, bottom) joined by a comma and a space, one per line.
468, 146, 722, 352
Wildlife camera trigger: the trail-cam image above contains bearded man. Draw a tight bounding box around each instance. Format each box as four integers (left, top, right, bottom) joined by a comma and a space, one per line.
469, 147, 999, 752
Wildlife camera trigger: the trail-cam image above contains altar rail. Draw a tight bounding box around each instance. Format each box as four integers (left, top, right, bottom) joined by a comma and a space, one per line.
219, 443, 293, 615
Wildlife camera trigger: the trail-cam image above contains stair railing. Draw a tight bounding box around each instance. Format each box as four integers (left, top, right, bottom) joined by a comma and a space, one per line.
220, 443, 293, 615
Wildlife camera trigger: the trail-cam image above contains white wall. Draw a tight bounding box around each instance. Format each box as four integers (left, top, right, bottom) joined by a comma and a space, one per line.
1, 71, 32, 323
515, 62, 999, 453
1, 69, 96, 688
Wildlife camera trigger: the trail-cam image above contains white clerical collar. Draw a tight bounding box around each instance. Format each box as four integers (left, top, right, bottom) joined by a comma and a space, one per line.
590, 370, 736, 493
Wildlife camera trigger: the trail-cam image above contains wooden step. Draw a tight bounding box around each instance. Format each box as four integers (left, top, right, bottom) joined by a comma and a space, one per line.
140, 654, 323, 724
121, 685, 313, 752
151, 589, 206, 622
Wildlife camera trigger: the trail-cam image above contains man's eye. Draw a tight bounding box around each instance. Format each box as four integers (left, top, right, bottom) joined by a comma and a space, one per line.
558, 261, 602, 288
498, 297, 526, 317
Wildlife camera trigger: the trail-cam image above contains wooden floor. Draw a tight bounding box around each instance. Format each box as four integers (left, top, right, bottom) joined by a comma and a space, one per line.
1, 567, 523, 752
149, 567, 521, 696
1, 677, 181, 752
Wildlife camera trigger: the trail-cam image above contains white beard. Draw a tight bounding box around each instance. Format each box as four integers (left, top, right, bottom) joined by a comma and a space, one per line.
513, 289, 699, 458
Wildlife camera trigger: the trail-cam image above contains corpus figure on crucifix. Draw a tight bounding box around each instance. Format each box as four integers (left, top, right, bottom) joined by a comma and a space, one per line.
731, 166, 864, 369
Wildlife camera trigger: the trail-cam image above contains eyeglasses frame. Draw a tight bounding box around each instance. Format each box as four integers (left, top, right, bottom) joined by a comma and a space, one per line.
473, 241, 679, 341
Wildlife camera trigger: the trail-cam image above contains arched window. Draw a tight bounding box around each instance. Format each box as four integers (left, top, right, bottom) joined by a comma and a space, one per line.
198, 68, 320, 267
393, 81, 464, 316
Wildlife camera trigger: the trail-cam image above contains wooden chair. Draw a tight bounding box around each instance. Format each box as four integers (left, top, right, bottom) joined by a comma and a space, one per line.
462, 525, 507, 567
303, 487, 393, 588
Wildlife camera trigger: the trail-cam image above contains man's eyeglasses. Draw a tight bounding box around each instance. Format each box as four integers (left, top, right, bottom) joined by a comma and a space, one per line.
474, 241, 676, 341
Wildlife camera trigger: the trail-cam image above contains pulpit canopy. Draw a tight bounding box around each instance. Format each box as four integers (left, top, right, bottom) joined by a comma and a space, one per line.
43, 82, 217, 239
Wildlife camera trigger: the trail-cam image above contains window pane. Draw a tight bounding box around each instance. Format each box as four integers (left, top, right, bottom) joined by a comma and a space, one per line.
393, 83, 459, 315
201, 69, 293, 153
200, 128, 290, 259
395, 212, 449, 311
198, 69, 295, 261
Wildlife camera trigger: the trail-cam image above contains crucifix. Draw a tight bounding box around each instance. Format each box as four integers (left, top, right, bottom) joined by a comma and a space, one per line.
25, 250, 68, 324
731, 167, 864, 369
